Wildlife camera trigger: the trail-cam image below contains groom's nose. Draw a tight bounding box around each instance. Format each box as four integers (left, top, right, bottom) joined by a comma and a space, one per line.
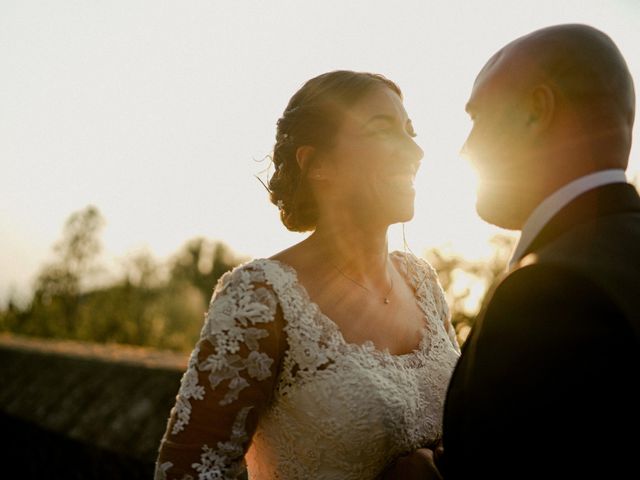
459, 137, 472, 163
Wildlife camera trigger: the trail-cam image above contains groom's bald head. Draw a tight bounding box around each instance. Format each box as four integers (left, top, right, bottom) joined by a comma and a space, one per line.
464, 24, 635, 229
500, 24, 633, 136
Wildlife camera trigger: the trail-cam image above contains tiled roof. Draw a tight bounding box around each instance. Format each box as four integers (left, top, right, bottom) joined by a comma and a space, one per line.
0, 333, 187, 471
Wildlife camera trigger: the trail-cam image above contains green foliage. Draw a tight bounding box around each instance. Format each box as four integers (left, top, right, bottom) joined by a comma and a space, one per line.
1, 207, 242, 351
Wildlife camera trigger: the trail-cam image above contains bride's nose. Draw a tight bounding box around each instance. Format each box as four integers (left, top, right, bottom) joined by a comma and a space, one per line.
403, 135, 424, 163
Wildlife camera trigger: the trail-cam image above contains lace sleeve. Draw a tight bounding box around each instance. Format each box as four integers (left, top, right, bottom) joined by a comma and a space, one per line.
155, 266, 285, 480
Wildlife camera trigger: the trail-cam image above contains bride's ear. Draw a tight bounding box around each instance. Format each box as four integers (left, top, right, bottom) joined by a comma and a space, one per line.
296, 145, 330, 182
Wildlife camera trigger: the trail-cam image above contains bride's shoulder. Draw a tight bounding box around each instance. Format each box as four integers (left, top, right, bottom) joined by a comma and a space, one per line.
213, 257, 299, 297
390, 250, 439, 280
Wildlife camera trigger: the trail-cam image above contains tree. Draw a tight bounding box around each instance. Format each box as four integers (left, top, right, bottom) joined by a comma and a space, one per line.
28, 206, 105, 337
169, 238, 244, 301
0, 206, 247, 350
425, 234, 516, 345
36, 205, 104, 299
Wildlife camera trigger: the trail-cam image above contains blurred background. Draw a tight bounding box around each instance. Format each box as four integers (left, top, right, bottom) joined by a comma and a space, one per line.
0, 0, 640, 350
2, 0, 638, 348
1, 1, 639, 477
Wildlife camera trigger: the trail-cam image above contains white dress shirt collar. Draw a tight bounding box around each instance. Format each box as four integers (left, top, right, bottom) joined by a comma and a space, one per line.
509, 169, 627, 268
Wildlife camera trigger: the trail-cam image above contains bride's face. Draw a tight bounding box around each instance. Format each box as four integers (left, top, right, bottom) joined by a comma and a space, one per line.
317, 87, 423, 227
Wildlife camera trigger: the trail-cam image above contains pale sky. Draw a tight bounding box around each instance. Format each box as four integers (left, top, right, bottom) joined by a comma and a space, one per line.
2, 0, 639, 305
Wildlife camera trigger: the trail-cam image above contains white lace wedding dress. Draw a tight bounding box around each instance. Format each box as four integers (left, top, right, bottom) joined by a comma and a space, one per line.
155, 251, 460, 480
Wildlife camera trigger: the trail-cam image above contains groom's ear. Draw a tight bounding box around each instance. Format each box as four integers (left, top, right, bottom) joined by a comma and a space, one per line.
295, 145, 329, 182
527, 84, 555, 131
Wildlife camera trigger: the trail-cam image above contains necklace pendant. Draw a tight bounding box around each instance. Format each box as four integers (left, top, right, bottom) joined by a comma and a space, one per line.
384, 297, 390, 305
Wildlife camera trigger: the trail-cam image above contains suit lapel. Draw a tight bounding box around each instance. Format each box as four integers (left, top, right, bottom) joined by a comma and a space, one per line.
453, 183, 640, 393
520, 183, 640, 260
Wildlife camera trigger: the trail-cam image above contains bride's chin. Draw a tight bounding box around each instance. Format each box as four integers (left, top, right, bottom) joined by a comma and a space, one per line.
346, 191, 415, 227
384, 201, 416, 225
394, 209, 415, 224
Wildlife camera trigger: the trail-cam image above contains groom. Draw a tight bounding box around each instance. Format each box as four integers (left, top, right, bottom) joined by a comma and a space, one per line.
439, 24, 640, 479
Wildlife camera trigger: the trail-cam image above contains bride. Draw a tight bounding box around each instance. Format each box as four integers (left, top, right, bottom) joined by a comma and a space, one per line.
155, 70, 460, 479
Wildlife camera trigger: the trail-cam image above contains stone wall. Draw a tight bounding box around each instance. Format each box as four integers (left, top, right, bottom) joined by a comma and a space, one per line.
0, 333, 188, 479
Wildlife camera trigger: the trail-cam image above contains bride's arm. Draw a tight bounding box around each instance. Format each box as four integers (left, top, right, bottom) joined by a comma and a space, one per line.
155, 268, 286, 480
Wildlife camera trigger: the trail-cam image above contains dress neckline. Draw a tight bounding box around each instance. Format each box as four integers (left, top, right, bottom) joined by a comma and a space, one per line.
259, 251, 436, 361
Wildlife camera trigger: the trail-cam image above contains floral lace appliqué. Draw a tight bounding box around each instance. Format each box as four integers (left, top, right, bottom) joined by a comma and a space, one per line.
158, 253, 460, 480
192, 406, 253, 480
171, 268, 277, 431
154, 461, 194, 480
171, 345, 206, 434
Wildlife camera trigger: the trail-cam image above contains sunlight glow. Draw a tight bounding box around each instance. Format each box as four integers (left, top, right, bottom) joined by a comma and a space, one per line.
1, 0, 638, 305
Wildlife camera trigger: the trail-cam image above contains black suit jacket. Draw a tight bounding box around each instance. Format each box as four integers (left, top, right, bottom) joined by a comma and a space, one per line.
441, 183, 640, 479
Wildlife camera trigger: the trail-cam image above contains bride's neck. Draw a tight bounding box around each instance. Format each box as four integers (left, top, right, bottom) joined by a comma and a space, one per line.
309, 221, 390, 279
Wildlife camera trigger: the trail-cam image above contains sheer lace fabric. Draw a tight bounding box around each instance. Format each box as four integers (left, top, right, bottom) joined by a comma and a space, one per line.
156, 252, 459, 480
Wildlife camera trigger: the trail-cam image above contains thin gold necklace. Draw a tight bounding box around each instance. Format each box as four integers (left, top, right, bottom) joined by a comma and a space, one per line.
332, 262, 394, 305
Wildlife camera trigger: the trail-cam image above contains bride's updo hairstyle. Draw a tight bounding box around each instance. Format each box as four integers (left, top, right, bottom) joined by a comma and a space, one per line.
268, 70, 402, 232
